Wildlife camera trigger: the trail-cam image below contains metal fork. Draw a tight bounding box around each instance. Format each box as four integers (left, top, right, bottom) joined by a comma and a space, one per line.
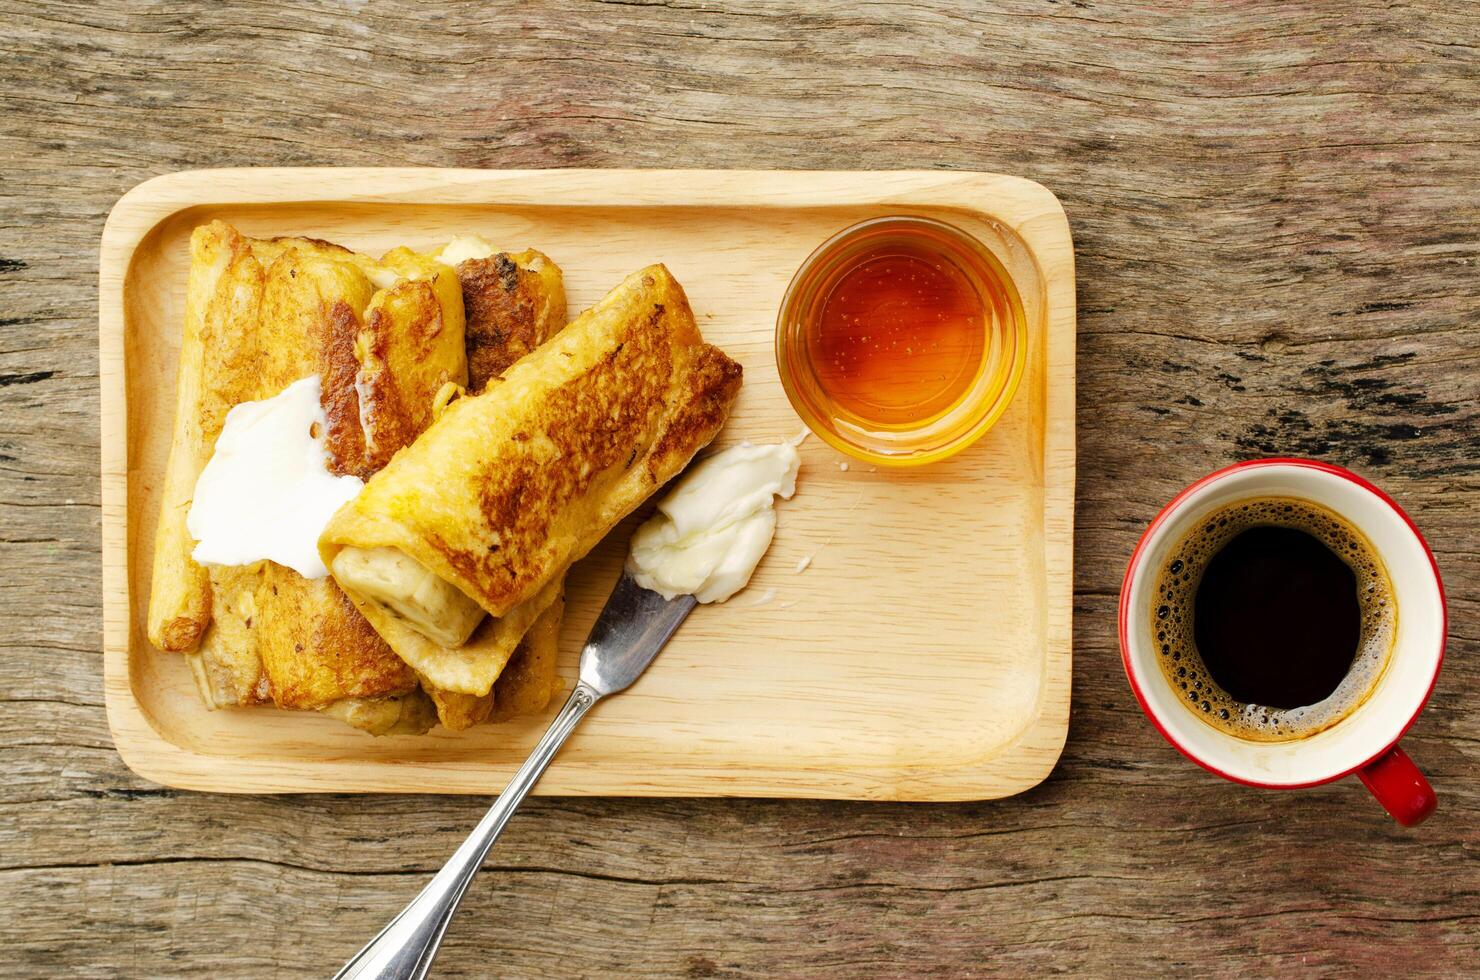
333, 572, 697, 980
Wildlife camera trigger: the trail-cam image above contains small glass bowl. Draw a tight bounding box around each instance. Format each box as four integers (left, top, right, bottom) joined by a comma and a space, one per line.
775, 215, 1028, 468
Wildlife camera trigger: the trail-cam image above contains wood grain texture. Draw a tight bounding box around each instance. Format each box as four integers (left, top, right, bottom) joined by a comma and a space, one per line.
3, 0, 1477, 976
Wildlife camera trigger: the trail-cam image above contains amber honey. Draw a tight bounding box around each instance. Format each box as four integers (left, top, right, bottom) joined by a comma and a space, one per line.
808, 240, 987, 425
777, 216, 1026, 466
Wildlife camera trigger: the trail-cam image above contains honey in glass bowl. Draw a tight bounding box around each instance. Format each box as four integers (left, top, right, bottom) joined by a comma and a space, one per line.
776, 215, 1027, 467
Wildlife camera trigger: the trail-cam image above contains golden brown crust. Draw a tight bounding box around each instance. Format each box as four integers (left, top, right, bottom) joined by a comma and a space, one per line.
356, 298, 431, 473
459, 249, 566, 391
354, 253, 466, 472
316, 299, 370, 478
156, 615, 206, 655
647, 342, 745, 481
439, 303, 674, 602
254, 567, 419, 710
245, 247, 462, 710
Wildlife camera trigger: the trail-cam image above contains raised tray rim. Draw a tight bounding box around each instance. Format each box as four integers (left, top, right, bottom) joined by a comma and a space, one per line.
99, 168, 1077, 799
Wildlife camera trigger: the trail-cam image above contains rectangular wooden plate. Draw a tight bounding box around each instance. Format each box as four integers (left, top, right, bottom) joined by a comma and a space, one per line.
100, 169, 1075, 800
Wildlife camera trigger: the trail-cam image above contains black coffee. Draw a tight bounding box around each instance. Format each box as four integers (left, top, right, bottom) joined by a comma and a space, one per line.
1153, 497, 1394, 742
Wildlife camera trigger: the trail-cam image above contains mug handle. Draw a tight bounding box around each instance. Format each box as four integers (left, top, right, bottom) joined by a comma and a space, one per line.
1356, 744, 1436, 826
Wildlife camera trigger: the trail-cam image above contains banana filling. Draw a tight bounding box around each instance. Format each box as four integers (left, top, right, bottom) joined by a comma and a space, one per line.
330, 546, 486, 648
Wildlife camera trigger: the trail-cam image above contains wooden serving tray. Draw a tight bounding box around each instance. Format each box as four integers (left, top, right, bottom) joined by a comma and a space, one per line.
100, 169, 1076, 800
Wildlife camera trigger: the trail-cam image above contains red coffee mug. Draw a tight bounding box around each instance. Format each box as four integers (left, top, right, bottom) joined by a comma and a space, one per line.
1119, 459, 1445, 826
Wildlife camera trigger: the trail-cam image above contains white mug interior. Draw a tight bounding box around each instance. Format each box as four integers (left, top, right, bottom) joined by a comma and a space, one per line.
1123, 462, 1444, 786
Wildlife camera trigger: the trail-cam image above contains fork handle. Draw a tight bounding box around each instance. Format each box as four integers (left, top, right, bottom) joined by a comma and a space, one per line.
333, 683, 601, 980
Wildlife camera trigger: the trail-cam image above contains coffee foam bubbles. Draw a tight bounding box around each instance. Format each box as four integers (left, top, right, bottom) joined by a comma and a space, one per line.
1152, 497, 1395, 743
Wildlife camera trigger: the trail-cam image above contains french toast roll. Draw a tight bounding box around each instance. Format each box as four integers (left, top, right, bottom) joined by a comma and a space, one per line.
422, 592, 566, 732
434, 237, 567, 393
323, 264, 743, 696
147, 223, 266, 653
412, 237, 570, 725
488, 591, 565, 724
149, 221, 466, 733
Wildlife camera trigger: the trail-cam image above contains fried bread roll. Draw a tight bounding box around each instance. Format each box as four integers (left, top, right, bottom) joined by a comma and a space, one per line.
435, 236, 566, 393
185, 564, 268, 708
418, 237, 570, 726
488, 592, 565, 723
425, 594, 566, 731
322, 264, 743, 696
148, 224, 275, 654
152, 221, 466, 734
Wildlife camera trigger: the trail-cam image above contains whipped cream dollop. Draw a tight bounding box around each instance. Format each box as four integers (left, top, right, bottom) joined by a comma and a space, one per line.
628, 441, 801, 603
187, 376, 364, 579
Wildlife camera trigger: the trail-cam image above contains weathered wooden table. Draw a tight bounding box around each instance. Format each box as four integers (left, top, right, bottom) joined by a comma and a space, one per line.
4, 2, 1476, 976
